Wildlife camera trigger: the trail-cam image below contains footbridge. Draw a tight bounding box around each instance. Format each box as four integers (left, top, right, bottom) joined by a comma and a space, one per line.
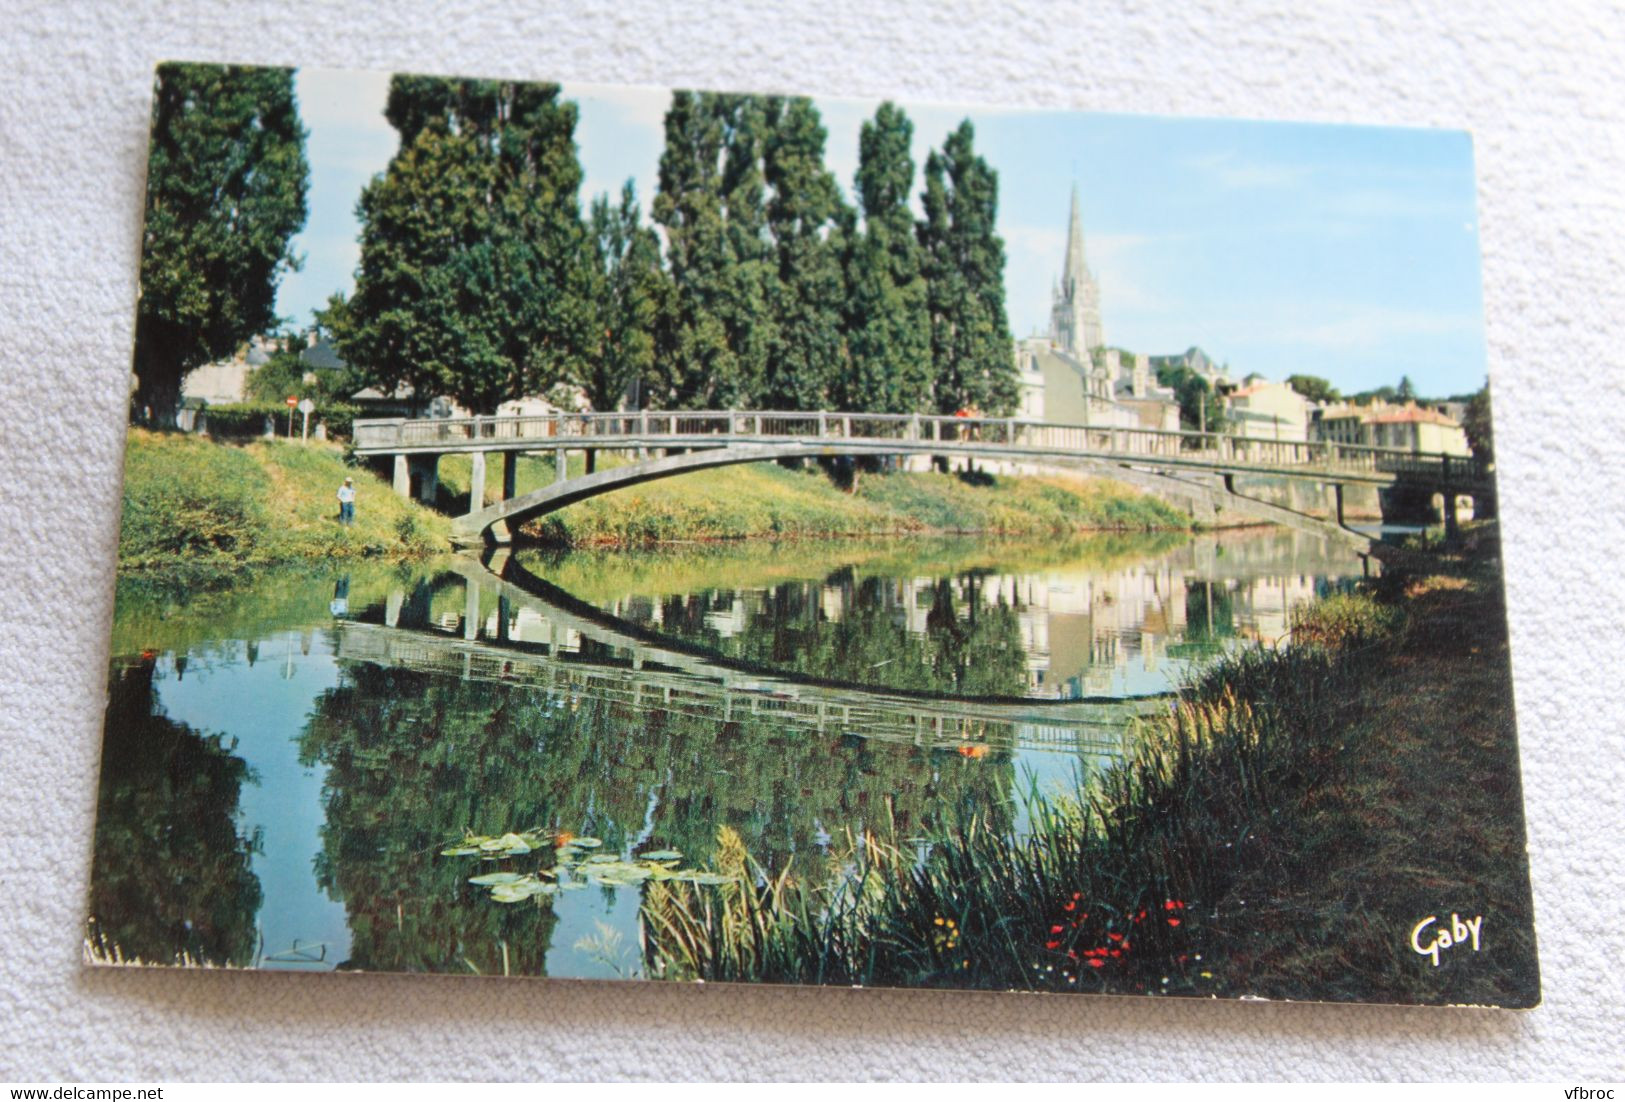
351, 409, 1490, 548
328, 553, 1167, 757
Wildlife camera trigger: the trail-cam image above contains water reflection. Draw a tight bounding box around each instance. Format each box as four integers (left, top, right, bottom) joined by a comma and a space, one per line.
92, 527, 1364, 978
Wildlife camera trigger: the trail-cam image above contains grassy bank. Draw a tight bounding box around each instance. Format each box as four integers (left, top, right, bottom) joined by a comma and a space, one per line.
638, 524, 1538, 1006
119, 429, 448, 572
436, 451, 1192, 547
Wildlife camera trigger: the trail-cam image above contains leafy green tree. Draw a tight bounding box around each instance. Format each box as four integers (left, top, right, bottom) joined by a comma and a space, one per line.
917, 122, 1018, 416
1349, 385, 1398, 405
651, 93, 775, 409
330, 77, 589, 414
1396, 375, 1417, 402
761, 97, 850, 410
838, 102, 932, 414
244, 332, 357, 406
1285, 374, 1340, 404
1156, 364, 1227, 437
132, 63, 309, 427
582, 183, 664, 412
1462, 382, 1494, 463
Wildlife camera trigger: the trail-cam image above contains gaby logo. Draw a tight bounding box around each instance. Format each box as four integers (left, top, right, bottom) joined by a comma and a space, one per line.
1410, 912, 1483, 966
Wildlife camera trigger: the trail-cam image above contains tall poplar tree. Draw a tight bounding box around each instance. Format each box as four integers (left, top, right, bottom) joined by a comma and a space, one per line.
840, 102, 931, 414
918, 121, 1019, 416
582, 182, 663, 413
132, 62, 309, 426
330, 77, 588, 414
761, 97, 849, 411
652, 93, 775, 409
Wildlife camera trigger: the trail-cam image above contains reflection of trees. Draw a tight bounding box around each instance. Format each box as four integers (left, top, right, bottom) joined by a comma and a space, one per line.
1184, 580, 1235, 643
633, 572, 1030, 698
299, 662, 1016, 974
88, 658, 262, 966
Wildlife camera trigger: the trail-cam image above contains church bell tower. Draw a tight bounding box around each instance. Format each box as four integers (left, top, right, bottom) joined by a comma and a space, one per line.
1050, 186, 1104, 357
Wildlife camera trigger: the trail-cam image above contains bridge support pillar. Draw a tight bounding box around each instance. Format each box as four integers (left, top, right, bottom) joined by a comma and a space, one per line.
392, 454, 409, 498
555, 449, 568, 484
1443, 489, 1460, 542
501, 451, 517, 500
464, 576, 480, 642
469, 451, 486, 512
1332, 483, 1347, 527
410, 454, 438, 505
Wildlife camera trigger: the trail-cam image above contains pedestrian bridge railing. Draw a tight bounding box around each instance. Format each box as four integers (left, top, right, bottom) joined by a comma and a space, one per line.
354, 408, 1486, 485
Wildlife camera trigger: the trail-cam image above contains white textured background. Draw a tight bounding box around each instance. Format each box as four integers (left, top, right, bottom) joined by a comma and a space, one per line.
2, 0, 1622, 1082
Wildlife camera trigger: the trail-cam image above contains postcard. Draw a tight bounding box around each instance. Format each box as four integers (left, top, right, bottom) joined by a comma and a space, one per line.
91, 61, 1537, 1006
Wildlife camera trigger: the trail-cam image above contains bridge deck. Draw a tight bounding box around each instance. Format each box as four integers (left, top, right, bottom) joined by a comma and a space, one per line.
354, 409, 1482, 487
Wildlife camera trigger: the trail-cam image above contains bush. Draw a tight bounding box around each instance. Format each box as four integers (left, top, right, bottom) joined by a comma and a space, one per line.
317, 403, 360, 440
200, 402, 289, 440
1289, 592, 1404, 650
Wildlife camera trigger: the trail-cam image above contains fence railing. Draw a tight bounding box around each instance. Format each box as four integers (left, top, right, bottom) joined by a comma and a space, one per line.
352, 409, 1484, 483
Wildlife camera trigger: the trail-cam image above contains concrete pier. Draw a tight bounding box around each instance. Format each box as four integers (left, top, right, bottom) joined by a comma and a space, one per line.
469, 451, 486, 512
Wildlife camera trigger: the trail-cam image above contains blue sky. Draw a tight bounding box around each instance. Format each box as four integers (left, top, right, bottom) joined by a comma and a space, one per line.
277, 68, 1488, 399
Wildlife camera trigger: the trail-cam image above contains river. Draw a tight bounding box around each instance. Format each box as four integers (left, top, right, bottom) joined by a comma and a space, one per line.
89, 526, 1367, 979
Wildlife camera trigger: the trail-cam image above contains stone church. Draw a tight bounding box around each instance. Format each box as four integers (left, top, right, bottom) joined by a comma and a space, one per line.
1016, 188, 1180, 433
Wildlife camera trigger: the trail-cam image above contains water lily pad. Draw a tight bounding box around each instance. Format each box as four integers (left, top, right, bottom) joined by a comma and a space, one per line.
440, 845, 482, 856
638, 849, 683, 862
585, 854, 618, 864
490, 882, 536, 903
677, 872, 737, 886
468, 872, 526, 886
570, 836, 603, 849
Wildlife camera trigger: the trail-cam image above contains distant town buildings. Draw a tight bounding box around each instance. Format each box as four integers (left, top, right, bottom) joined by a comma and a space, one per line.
1310, 399, 1472, 456
1014, 189, 1477, 460
1226, 378, 1313, 443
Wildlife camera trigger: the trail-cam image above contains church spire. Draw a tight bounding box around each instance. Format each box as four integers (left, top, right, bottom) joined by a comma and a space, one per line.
1050, 185, 1105, 356
1064, 183, 1089, 289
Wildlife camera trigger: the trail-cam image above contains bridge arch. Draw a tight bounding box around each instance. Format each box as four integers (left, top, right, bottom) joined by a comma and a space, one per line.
453, 442, 965, 546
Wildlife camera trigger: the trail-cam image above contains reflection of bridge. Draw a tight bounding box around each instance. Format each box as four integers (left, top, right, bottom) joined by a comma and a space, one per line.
352, 410, 1489, 548
329, 554, 1169, 756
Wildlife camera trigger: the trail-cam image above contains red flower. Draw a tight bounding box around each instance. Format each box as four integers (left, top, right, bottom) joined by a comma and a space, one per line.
1072, 892, 1082, 901
1167, 918, 1182, 927
1109, 949, 1122, 958
1045, 940, 1061, 950
1063, 902, 1076, 912
1050, 925, 1064, 935
1088, 959, 1105, 968
1165, 900, 1185, 911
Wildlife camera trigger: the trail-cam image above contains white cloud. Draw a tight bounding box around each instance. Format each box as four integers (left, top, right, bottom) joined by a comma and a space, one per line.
1183, 151, 1315, 191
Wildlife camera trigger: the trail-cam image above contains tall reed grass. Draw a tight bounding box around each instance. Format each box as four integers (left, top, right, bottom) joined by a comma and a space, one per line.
640, 600, 1396, 995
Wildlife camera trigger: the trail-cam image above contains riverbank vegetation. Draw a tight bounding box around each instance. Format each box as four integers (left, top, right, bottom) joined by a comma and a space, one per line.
436, 451, 1192, 548
118, 429, 447, 572
638, 524, 1538, 1006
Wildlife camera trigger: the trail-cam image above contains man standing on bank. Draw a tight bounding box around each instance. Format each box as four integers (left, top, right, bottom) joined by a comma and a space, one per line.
337, 477, 356, 525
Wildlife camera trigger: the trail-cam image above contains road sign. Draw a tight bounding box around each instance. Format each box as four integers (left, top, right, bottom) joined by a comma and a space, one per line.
285, 395, 298, 407
298, 398, 314, 414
